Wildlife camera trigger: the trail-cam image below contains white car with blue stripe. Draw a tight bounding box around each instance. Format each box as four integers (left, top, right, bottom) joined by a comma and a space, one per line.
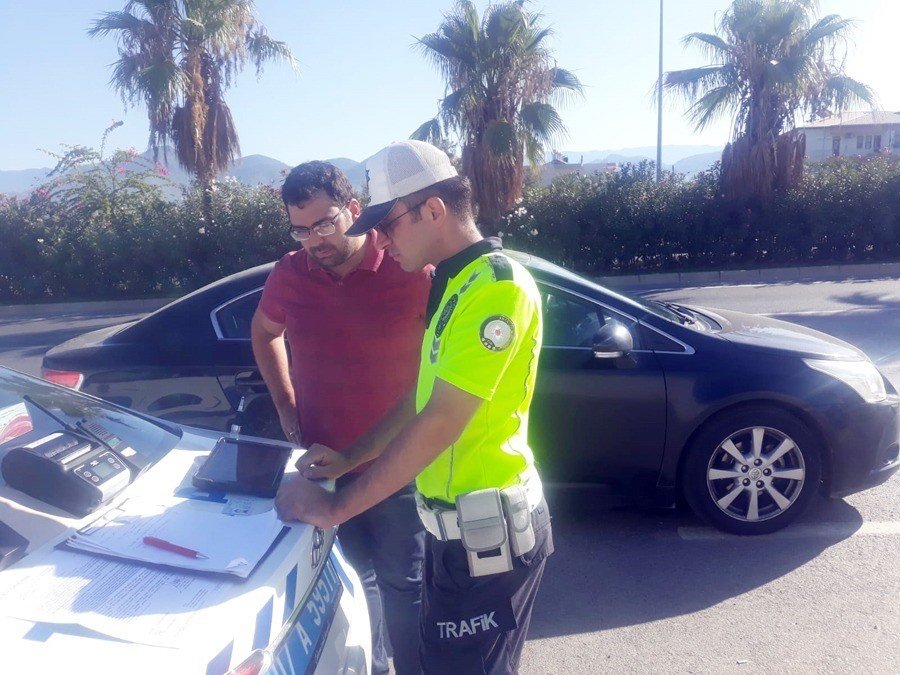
0, 368, 371, 674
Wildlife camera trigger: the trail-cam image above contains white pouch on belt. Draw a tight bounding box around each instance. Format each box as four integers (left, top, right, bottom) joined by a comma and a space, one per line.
456, 488, 513, 577
500, 484, 536, 557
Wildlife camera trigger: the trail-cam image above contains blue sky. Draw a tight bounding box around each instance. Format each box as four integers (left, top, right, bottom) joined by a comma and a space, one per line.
0, 0, 896, 170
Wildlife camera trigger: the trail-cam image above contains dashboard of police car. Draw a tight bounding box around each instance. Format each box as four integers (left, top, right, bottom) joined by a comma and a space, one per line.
0, 368, 369, 675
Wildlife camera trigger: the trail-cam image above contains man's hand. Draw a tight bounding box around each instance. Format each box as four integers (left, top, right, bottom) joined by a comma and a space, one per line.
274, 473, 341, 528
277, 405, 301, 445
296, 443, 352, 479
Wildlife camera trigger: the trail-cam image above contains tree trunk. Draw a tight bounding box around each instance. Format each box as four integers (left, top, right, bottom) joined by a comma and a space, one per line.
721, 130, 806, 203
774, 131, 806, 193
462, 136, 524, 234
197, 163, 215, 224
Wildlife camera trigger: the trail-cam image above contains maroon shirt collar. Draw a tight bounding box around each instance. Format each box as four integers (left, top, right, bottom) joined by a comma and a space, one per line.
306, 231, 384, 278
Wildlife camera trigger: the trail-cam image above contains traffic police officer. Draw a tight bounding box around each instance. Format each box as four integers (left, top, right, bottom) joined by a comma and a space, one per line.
275, 140, 553, 673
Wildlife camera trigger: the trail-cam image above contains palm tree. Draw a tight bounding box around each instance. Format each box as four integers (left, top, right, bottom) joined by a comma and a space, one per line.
90, 0, 295, 219
664, 0, 873, 201
412, 0, 583, 224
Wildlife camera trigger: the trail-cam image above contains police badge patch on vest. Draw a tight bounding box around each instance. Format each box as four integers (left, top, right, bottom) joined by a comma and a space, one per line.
480, 315, 515, 351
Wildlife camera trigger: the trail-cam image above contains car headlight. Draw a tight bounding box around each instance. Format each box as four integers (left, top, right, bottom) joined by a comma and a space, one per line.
804, 358, 887, 403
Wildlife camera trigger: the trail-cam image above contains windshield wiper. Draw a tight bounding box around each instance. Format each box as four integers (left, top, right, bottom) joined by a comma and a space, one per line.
664, 303, 704, 327
22, 395, 112, 451
646, 300, 697, 325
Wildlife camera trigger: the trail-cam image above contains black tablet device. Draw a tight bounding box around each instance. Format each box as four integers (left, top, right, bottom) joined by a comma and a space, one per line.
192, 438, 291, 498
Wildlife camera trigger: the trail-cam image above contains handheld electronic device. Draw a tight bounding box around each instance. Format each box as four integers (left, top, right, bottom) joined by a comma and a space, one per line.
192, 437, 290, 498
1, 431, 134, 517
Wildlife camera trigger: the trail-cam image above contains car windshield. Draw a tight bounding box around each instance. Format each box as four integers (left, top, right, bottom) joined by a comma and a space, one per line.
0, 368, 181, 463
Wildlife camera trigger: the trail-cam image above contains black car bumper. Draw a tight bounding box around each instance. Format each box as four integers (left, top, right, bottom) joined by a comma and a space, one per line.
827, 394, 900, 499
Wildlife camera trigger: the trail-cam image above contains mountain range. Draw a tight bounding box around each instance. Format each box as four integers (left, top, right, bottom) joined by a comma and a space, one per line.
560, 145, 722, 174
0, 145, 722, 197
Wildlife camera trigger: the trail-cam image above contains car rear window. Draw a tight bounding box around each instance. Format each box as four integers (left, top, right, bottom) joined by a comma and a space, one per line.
214, 289, 263, 339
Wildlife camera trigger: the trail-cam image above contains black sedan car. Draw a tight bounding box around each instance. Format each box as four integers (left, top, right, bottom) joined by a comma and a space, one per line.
42, 252, 900, 535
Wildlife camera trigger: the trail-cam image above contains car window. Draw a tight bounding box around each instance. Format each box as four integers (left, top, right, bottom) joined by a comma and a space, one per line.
539, 286, 639, 348
214, 289, 263, 339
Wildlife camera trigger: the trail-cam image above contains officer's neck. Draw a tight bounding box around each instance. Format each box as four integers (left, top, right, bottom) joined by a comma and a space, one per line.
433, 224, 483, 267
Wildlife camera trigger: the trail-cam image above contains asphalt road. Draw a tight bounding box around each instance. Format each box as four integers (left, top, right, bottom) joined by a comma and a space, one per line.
0, 308, 147, 378
1, 276, 899, 673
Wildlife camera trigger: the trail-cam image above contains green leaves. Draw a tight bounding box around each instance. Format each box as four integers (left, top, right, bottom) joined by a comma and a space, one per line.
520, 102, 564, 144
500, 155, 900, 276
550, 68, 583, 94
665, 0, 872, 201
88, 10, 149, 39
687, 85, 737, 131
414, 0, 581, 222
681, 32, 732, 60
246, 29, 297, 76
4, 141, 899, 303
89, 0, 295, 207
410, 118, 444, 144
667, 0, 870, 137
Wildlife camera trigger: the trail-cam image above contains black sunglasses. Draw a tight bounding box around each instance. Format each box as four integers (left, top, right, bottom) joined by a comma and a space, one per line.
376, 200, 427, 236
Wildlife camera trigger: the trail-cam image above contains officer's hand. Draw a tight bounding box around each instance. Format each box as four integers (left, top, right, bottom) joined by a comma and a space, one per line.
275, 473, 339, 528
277, 406, 301, 445
297, 443, 352, 480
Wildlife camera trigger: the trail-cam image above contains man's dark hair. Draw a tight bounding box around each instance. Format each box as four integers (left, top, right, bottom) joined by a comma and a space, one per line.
399, 175, 475, 221
281, 161, 353, 208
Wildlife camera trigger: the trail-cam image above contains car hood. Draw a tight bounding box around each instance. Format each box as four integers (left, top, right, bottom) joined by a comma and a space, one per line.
697, 307, 867, 361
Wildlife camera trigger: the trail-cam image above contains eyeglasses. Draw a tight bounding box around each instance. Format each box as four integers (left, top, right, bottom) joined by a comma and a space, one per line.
376, 200, 427, 237
288, 204, 348, 242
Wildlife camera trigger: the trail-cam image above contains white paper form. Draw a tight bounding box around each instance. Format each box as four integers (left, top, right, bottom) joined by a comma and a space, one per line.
0, 547, 234, 647
66, 496, 285, 577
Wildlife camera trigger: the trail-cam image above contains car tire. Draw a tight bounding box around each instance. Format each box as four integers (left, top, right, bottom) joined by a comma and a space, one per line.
683, 406, 823, 535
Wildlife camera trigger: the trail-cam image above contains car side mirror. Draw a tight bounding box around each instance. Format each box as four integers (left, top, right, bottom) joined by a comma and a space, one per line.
592, 321, 633, 359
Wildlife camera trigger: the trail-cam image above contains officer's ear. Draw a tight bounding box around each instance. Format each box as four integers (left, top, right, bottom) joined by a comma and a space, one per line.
421, 195, 447, 225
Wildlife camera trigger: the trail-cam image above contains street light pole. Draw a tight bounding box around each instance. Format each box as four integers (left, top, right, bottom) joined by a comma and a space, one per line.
656, 0, 664, 182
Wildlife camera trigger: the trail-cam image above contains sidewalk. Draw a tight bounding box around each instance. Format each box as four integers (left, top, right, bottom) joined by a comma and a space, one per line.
2, 261, 898, 315
596, 260, 900, 290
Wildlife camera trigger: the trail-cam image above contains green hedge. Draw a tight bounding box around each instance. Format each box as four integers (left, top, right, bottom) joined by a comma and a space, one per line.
2, 156, 899, 303
0, 178, 288, 303
501, 157, 900, 275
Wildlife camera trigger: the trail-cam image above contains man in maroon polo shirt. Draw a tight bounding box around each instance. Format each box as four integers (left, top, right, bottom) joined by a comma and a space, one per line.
250, 161, 429, 675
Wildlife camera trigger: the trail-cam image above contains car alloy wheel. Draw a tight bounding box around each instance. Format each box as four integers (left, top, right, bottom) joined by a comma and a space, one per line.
706, 426, 805, 523
684, 406, 823, 535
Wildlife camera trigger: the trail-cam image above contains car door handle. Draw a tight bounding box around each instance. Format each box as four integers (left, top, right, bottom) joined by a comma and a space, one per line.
235, 371, 266, 388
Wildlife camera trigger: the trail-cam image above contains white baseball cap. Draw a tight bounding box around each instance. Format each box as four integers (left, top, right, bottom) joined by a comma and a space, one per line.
346, 140, 458, 236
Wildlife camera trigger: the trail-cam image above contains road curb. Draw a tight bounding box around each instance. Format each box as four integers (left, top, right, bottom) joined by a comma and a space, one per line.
596, 261, 900, 289
2, 261, 898, 315
0, 298, 174, 317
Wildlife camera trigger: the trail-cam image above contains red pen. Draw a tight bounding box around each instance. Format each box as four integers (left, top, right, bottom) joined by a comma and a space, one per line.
143, 536, 209, 559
